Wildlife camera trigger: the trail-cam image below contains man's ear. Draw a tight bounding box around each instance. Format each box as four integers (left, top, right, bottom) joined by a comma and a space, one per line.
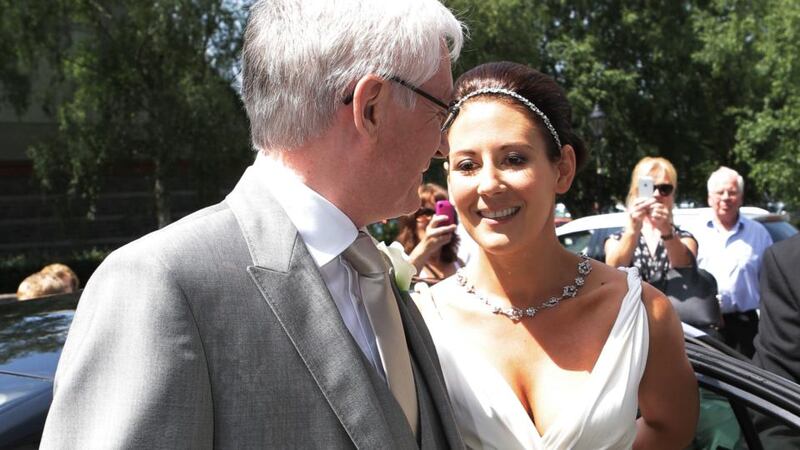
352, 75, 387, 142
555, 145, 577, 195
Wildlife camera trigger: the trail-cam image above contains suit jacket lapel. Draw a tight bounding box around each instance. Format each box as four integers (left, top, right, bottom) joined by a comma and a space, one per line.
391, 279, 464, 449
225, 165, 398, 448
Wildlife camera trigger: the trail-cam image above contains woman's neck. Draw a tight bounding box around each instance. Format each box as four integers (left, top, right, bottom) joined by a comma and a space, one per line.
466, 237, 578, 308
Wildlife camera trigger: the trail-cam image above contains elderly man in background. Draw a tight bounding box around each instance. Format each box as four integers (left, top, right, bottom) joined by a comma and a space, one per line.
41, 1, 465, 448
691, 166, 773, 357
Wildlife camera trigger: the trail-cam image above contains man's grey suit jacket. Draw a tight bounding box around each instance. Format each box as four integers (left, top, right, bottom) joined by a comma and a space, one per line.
40, 164, 464, 449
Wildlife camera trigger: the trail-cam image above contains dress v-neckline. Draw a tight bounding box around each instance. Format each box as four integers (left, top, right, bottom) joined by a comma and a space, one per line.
432, 268, 638, 446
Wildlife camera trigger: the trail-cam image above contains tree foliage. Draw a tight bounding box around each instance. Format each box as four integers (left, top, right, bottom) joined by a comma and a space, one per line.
3, 0, 800, 221
3, 0, 252, 227
445, 0, 800, 214
694, 0, 800, 208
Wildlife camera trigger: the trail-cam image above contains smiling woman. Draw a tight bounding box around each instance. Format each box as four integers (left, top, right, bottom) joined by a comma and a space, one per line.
411, 61, 699, 450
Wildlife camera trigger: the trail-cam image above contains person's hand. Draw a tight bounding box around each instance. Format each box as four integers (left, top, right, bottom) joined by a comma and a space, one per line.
649, 202, 674, 236
627, 197, 655, 233
421, 215, 457, 252
409, 215, 457, 267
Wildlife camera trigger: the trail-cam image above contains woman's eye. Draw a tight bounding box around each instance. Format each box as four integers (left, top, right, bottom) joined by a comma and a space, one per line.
455, 160, 477, 172
506, 153, 527, 166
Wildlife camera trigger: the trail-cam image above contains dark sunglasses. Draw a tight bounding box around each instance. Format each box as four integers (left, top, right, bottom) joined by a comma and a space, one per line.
654, 183, 675, 196
343, 77, 452, 131
415, 207, 435, 218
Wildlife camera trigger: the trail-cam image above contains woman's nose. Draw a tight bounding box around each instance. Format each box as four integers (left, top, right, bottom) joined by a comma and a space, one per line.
476, 166, 505, 196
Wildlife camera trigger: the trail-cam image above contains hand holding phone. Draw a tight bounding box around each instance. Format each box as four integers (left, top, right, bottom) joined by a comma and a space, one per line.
434, 200, 456, 227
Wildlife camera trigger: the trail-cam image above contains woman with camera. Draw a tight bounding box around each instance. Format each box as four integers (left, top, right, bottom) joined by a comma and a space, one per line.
605, 157, 698, 281
396, 183, 462, 284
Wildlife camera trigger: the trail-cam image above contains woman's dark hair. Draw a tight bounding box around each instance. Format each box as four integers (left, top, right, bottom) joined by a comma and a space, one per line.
395, 183, 460, 264
451, 61, 589, 171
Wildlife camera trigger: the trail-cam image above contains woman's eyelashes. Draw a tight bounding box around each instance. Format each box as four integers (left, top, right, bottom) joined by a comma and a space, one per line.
452, 149, 533, 174
505, 152, 528, 166
455, 158, 477, 172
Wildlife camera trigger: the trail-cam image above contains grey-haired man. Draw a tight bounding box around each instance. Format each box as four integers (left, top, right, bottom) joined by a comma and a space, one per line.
41, 1, 465, 448
691, 167, 773, 357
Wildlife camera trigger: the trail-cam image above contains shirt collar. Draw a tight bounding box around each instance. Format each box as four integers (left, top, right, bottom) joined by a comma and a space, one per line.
705, 212, 744, 234
254, 153, 358, 267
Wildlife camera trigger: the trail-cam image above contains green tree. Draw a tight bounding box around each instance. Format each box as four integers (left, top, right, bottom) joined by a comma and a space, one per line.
7, 0, 252, 227
444, 0, 800, 214
694, 0, 800, 208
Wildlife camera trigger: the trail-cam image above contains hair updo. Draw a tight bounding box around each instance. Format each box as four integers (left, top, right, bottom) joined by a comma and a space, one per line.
450, 61, 589, 171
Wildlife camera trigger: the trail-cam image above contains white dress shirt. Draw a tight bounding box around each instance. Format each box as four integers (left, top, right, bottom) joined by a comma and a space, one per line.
691, 213, 774, 314
254, 154, 385, 377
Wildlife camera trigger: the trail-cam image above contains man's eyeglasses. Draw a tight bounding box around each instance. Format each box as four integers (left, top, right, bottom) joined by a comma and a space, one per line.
654, 184, 674, 196
343, 77, 452, 131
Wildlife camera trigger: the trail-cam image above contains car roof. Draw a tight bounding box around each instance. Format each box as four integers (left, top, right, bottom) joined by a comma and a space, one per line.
556, 206, 773, 235
0, 293, 79, 379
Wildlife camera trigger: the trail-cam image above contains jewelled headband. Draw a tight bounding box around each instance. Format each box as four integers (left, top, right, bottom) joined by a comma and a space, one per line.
442, 87, 562, 149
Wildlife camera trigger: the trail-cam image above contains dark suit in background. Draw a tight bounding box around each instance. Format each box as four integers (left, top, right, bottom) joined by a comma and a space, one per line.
752, 233, 800, 447
753, 233, 800, 383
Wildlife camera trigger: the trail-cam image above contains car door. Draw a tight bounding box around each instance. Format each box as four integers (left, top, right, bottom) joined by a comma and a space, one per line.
685, 338, 800, 449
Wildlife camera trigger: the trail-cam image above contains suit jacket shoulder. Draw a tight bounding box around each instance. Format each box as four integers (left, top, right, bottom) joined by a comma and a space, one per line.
753, 234, 800, 383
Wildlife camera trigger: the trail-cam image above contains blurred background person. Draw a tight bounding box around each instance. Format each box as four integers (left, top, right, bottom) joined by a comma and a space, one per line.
16, 263, 79, 300
17, 271, 70, 300
691, 166, 773, 357
396, 183, 461, 285
40, 263, 80, 293
605, 157, 698, 282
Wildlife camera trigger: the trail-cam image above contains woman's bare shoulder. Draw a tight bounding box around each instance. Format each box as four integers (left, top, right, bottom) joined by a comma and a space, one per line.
583, 259, 630, 292
640, 282, 683, 339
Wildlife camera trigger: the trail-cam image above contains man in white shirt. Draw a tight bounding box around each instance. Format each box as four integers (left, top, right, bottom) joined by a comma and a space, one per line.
692, 167, 773, 357
41, 1, 466, 448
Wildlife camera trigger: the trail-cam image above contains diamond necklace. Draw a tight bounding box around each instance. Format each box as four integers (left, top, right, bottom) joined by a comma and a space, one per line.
455, 255, 592, 321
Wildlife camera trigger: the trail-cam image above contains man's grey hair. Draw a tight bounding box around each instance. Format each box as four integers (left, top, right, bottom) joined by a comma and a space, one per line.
707, 166, 745, 193
241, 0, 465, 151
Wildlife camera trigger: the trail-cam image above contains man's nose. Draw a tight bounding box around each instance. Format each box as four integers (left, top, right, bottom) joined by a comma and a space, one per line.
434, 132, 450, 158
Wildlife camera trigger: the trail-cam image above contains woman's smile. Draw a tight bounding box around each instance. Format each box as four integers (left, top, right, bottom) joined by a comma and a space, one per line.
477, 206, 521, 223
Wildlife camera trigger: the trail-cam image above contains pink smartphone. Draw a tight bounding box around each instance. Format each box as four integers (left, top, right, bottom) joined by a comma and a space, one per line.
435, 200, 456, 226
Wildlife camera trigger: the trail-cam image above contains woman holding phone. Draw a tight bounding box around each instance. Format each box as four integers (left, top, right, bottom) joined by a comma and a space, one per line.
412, 62, 697, 449
605, 157, 698, 282
396, 183, 462, 284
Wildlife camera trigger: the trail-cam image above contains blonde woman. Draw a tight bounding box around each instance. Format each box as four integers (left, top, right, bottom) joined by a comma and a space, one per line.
605, 157, 698, 282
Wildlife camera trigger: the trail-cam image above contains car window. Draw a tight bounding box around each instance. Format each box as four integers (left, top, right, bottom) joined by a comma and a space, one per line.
558, 231, 592, 255
692, 386, 800, 449
588, 227, 621, 262
762, 221, 799, 243
558, 227, 623, 262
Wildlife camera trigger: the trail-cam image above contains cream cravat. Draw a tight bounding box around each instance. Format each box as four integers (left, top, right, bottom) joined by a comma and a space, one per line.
343, 232, 418, 436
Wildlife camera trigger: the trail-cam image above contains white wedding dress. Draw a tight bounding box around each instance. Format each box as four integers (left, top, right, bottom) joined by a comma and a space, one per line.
415, 268, 649, 450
